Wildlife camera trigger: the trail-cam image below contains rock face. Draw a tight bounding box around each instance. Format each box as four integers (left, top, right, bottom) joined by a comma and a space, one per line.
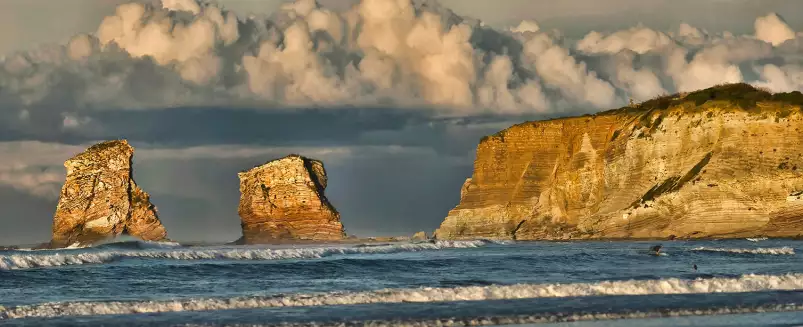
237, 155, 345, 243
435, 84, 803, 240
411, 231, 428, 241
51, 140, 168, 248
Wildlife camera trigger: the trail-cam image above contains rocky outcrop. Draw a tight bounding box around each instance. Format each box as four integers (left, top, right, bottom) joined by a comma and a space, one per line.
411, 231, 428, 241
435, 84, 803, 240
237, 155, 345, 243
51, 140, 168, 248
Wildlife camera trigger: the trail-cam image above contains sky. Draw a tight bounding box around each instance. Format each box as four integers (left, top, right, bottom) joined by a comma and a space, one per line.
0, 0, 802, 245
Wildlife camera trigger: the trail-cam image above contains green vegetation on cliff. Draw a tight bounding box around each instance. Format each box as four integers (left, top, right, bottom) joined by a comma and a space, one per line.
482, 84, 803, 145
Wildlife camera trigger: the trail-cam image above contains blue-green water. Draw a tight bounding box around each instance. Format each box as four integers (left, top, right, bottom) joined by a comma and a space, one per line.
1, 239, 803, 326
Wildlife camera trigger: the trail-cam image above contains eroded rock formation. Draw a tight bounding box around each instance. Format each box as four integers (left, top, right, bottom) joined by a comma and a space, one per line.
435, 84, 803, 240
51, 140, 168, 248
412, 231, 428, 241
237, 155, 345, 243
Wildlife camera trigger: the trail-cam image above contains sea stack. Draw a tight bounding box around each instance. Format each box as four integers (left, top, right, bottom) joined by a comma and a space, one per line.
51, 140, 168, 248
434, 84, 803, 240
237, 155, 345, 243
411, 231, 428, 241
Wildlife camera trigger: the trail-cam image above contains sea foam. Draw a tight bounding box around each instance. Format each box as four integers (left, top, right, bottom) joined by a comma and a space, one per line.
0, 240, 489, 270
194, 304, 803, 327
690, 246, 795, 255
2, 273, 802, 320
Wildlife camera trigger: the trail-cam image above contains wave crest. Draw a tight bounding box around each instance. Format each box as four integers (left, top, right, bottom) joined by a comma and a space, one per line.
691, 247, 795, 255
95, 240, 184, 250
232, 304, 803, 327
2, 273, 803, 319
0, 253, 118, 270
0, 240, 488, 270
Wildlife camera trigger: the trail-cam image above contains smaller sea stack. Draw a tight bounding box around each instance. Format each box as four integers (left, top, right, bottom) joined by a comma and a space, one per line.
50, 140, 168, 248
237, 155, 345, 243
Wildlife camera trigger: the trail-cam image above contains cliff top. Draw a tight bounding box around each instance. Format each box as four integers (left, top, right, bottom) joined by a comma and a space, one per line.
600, 83, 803, 116
65, 139, 133, 169
240, 154, 324, 175
482, 83, 803, 144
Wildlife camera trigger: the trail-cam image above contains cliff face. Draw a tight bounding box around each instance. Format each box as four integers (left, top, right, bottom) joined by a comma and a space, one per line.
237, 155, 345, 243
435, 84, 803, 240
51, 140, 168, 248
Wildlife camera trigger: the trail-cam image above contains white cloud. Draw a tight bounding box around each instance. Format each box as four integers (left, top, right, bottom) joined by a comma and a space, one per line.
577, 26, 674, 54
0, 0, 801, 131
755, 13, 796, 46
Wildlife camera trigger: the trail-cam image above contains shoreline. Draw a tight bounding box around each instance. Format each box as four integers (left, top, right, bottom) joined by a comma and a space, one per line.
3, 236, 801, 250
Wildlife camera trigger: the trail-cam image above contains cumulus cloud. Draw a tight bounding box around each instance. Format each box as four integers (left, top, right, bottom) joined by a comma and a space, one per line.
0, 168, 64, 198
0, 0, 801, 138
755, 13, 796, 46
755, 64, 803, 92
577, 26, 674, 55
508, 20, 539, 34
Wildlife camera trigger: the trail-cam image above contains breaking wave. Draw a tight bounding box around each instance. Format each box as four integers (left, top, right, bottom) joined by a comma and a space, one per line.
2, 273, 803, 320
196, 304, 803, 327
0, 240, 489, 270
691, 247, 796, 255
9, 240, 184, 253
94, 240, 185, 250
65, 242, 87, 249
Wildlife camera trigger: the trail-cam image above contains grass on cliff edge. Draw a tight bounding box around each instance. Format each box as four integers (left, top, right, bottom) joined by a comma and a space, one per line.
480, 83, 803, 143
604, 83, 803, 115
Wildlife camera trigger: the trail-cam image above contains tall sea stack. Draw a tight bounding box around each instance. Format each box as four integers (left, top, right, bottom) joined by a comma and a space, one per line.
237, 155, 345, 243
51, 140, 168, 248
435, 84, 803, 240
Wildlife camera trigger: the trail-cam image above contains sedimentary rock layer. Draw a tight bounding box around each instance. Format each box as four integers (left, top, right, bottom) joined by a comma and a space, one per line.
51, 140, 168, 248
435, 84, 803, 240
237, 155, 345, 243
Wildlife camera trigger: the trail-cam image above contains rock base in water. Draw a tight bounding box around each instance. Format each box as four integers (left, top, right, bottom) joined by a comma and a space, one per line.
50, 140, 168, 248
237, 155, 345, 243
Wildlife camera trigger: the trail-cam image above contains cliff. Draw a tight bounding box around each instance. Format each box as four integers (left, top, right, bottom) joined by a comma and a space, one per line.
435, 84, 803, 240
51, 140, 168, 248
237, 155, 345, 243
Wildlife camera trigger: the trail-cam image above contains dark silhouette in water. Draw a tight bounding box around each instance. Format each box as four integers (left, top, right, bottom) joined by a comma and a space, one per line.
693, 264, 698, 271
650, 245, 662, 255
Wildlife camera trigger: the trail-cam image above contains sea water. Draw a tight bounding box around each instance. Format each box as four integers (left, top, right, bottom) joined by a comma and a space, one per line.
1, 239, 802, 326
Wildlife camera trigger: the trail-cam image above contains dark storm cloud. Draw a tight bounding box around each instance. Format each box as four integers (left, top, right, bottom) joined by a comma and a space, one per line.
0, 186, 56, 246
1, 106, 543, 156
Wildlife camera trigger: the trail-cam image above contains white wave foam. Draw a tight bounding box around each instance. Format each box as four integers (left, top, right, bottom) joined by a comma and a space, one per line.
0, 253, 118, 270
120, 240, 184, 249
232, 304, 803, 327
203, 304, 803, 327
0, 240, 488, 270
11, 240, 183, 253
481, 239, 515, 245
3, 273, 803, 320
149, 241, 183, 248
691, 246, 795, 255
746, 237, 768, 242
65, 242, 86, 249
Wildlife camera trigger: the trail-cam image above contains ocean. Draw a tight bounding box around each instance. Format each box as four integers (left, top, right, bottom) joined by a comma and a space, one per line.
1, 239, 803, 326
